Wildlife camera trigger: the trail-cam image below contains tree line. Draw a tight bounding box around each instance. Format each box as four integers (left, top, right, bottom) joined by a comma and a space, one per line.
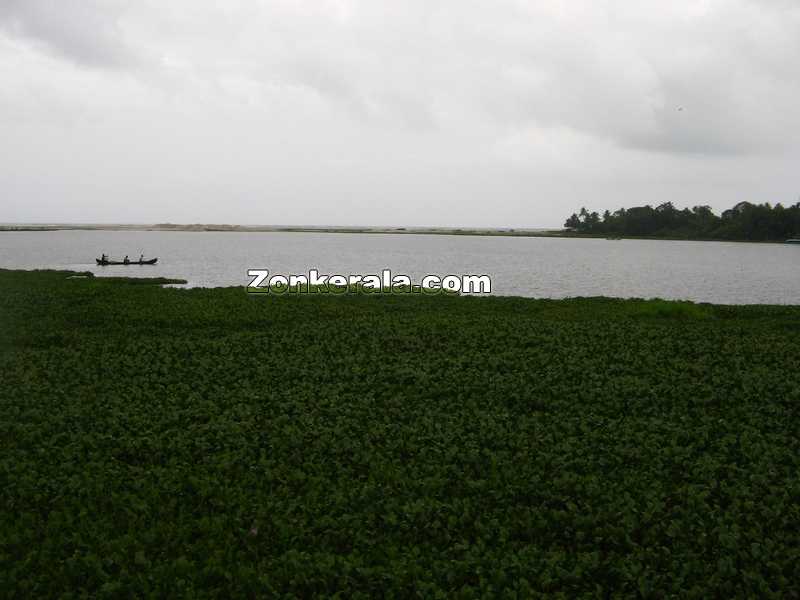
564, 201, 800, 241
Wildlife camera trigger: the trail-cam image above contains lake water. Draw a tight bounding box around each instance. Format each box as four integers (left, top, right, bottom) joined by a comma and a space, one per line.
1, 230, 798, 304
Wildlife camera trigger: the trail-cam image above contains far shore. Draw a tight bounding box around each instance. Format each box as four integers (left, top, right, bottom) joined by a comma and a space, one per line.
0, 223, 795, 244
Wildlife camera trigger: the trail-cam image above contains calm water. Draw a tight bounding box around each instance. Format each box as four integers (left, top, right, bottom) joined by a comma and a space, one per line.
1, 230, 798, 304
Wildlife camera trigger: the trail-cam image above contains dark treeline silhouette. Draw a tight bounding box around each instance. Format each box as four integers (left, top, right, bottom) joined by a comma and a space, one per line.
564, 201, 800, 241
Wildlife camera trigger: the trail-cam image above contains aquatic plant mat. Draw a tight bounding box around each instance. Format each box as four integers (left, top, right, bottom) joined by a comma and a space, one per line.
1, 269, 798, 597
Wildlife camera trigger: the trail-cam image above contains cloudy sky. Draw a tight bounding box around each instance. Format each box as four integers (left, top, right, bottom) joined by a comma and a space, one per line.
1, 0, 799, 227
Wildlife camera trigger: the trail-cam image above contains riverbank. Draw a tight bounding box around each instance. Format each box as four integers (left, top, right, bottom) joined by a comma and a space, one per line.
2, 269, 799, 596
2, 223, 796, 243
0, 223, 559, 236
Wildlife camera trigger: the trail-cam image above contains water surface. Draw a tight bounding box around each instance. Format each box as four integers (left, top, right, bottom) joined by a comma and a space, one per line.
1, 230, 798, 304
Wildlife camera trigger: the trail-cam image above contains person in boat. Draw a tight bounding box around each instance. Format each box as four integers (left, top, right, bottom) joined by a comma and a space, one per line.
123, 255, 129, 265
101, 253, 107, 263
139, 254, 144, 264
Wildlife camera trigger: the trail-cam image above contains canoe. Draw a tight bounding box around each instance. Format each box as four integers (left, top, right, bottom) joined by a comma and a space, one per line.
96, 258, 158, 265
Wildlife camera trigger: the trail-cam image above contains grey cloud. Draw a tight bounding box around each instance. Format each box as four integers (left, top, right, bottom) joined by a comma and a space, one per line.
266, 0, 800, 155
471, 0, 800, 155
2, 0, 800, 226
3, 0, 799, 154
0, 0, 139, 68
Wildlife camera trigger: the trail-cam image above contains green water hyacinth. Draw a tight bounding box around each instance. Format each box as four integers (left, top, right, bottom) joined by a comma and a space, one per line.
1, 269, 799, 598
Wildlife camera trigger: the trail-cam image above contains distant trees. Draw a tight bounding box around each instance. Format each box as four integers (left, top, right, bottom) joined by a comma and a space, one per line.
563, 201, 800, 241
564, 213, 581, 229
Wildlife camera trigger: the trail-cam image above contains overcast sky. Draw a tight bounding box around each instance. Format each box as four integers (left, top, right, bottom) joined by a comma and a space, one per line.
1, 0, 799, 227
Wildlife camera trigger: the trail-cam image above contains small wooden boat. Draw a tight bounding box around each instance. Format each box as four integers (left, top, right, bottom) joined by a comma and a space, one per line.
96, 257, 158, 265
786, 239, 800, 244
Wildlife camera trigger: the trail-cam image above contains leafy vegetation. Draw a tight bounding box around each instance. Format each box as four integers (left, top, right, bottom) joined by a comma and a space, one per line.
2, 269, 799, 597
564, 201, 800, 241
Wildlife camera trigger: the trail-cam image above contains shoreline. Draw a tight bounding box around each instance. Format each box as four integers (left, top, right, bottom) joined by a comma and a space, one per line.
0, 223, 794, 244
